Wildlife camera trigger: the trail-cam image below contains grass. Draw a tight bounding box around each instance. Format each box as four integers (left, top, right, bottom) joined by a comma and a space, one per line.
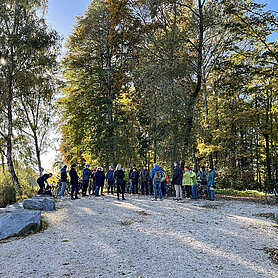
215, 188, 264, 196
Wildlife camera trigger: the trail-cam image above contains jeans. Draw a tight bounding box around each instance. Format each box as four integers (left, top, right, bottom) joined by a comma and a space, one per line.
130, 180, 138, 194
141, 181, 148, 195
207, 187, 215, 200
153, 181, 162, 200
71, 182, 79, 199
61, 182, 67, 197
192, 184, 198, 199
107, 180, 114, 194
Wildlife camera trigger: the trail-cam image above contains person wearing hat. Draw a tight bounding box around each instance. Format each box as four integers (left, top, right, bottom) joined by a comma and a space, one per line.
82, 163, 92, 196
69, 163, 80, 200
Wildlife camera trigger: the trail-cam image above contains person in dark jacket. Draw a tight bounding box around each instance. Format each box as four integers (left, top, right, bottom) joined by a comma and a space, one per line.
82, 163, 92, 196
106, 166, 115, 194
69, 164, 80, 200
172, 161, 183, 200
140, 165, 150, 195
130, 168, 139, 194
114, 164, 126, 200
95, 167, 105, 196
60, 165, 68, 199
197, 166, 207, 185
37, 173, 53, 194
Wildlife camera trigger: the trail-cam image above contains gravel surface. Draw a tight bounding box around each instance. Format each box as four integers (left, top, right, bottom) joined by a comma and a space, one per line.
0, 195, 278, 278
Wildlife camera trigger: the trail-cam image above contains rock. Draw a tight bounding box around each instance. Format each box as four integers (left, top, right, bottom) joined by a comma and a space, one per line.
23, 198, 55, 211
0, 210, 41, 240
6, 202, 23, 210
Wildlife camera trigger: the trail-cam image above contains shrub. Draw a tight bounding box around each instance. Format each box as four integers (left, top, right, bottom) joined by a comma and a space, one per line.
0, 183, 17, 208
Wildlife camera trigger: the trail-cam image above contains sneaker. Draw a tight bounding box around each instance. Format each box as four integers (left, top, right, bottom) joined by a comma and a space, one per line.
61, 196, 66, 200
152, 198, 157, 201
160, 198, 163, 201
75, 197, 80, 199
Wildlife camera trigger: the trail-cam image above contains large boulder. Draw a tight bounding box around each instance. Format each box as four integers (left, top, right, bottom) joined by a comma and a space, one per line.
0, 210, 41, 240
23, 198, 55, 211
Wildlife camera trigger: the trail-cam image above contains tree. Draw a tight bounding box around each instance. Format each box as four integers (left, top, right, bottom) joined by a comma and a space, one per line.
0, 0, 59, 188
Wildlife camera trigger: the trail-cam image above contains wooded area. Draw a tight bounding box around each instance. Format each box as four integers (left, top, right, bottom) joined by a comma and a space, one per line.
0, 0, 278, 197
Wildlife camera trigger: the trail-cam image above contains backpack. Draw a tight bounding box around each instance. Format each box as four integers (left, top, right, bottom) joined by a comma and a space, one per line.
154, 170, 162, 181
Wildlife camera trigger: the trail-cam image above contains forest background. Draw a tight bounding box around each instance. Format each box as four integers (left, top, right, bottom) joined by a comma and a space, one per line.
0, 0, 277, 205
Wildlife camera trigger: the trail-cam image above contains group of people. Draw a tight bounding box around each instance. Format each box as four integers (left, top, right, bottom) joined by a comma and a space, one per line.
172, 162, 216, 201
36, 161, 216, 201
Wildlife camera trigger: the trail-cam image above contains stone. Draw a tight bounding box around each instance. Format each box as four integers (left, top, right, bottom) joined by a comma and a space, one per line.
0, 210, 41, 240
23, 198, 55, 211
6, 202, 23, 210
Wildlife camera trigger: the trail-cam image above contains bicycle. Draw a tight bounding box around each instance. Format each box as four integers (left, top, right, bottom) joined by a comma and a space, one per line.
265, 183, 278, 205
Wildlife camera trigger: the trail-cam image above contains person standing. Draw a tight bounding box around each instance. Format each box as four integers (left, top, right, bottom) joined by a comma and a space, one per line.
172, 162, 183, 200
69, 164, 80, 200
37, 173, 53, 194
161, 169, 168, 196
207, 166, 216, 201
114, 164, 126, 200
95, 167, 105, 196
130, 168, 139, 194
197, 166, 207, 186
182, 166, 191, 199
106, 166, 115, 194
150, 163, 163, 201
82, 163, 92, 196
60, 165, 68, 200
190, 168, 198, 199
140, 165, 150, 195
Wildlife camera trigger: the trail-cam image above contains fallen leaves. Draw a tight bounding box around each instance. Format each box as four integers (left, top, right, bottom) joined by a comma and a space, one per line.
264, 247, 278, 264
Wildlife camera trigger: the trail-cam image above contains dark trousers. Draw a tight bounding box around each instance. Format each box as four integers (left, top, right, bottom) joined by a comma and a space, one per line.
71, 182, 79, 199
37, 181, 45, 194
82, 180, 89, 195
161, 182, 167, 195
117, 182, 125, 200
107, 180, 114, 194
149, 180, 153, 195
141, 181, 148, 195
185, 185, 191, 198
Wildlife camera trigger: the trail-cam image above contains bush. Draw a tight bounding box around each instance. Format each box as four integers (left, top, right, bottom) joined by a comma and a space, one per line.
0, 183, 17, 208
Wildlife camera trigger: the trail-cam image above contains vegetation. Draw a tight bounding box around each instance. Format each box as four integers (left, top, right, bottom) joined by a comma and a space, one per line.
59, 0, 278, 190
0, 0, 277, 198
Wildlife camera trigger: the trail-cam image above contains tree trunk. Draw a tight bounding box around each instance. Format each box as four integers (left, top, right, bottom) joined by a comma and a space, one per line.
7, 96, 21, 190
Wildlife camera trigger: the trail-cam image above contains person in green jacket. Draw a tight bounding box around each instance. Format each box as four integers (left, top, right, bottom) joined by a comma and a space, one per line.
190, 169, 198, 199
182, 167, 191, 198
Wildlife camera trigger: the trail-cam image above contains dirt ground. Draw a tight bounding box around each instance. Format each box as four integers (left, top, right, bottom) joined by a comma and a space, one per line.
0, 194, 278, 278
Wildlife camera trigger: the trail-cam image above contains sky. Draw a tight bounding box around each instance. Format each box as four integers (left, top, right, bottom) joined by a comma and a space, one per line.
46, 0, 91, 51
41, 0, 278, 171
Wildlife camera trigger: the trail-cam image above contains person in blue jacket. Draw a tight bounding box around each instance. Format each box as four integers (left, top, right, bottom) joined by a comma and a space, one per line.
207, 166, 216, 201
106, 166, 115, 194
82, 163, 92, 196
150, 163, 163, 201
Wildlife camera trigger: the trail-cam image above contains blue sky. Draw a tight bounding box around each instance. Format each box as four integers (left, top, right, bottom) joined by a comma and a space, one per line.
46, 0, 278, 48
46, 0, 91, 48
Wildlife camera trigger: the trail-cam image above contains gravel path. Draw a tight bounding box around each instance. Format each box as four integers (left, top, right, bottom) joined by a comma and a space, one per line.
0, 195, 278, 278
